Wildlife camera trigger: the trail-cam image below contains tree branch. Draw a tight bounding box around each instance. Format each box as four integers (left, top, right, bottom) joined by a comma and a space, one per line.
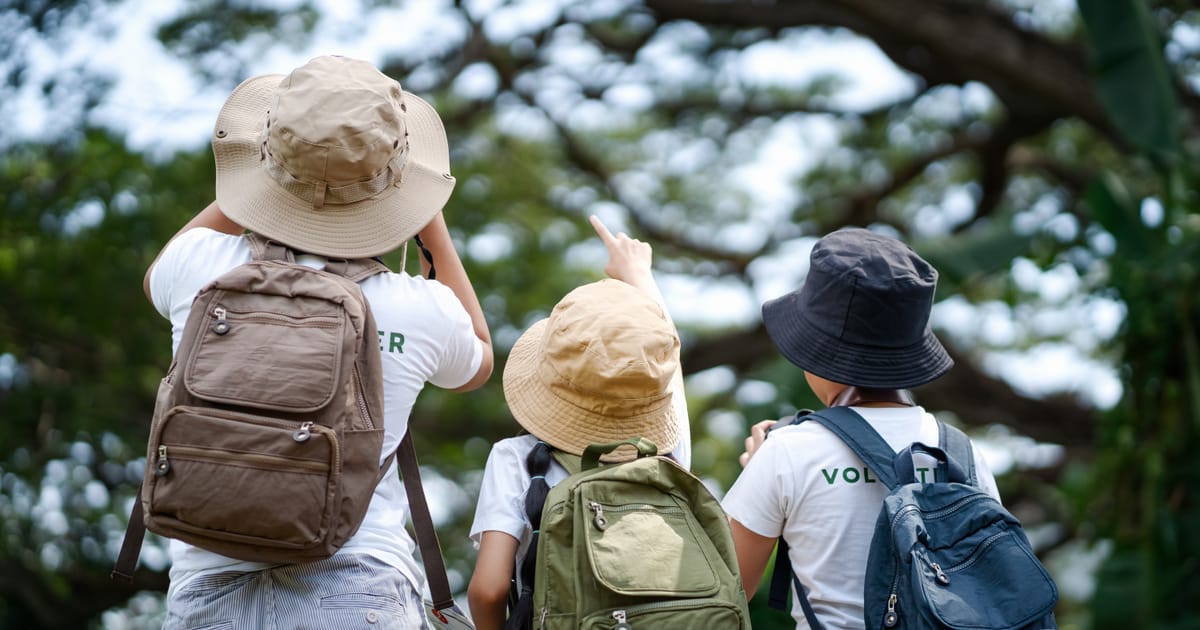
644, 0, 1118, 145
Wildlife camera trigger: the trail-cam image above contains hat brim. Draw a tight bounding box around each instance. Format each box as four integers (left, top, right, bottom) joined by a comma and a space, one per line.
502, 318, 681, 457
762, 290, 953, 389
212, 74, 455, 259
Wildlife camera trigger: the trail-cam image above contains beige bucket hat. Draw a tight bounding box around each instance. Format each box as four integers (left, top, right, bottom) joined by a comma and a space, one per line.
502, 279, 681, 457
212, 55, 455, 258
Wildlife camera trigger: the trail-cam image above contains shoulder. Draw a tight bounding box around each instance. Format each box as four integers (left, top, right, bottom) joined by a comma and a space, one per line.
149, 229, 251, 313
360, 273, 469, 316
487, 435, 541, 466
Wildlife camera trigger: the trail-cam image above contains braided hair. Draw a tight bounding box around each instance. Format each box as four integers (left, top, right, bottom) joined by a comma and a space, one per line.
504, 440, 552, 630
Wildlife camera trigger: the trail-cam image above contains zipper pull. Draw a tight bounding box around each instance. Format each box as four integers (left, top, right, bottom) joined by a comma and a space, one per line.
155, 445, 171, 476
612, 610, 632, 630
931, 561, 950, 585
211, 306, 230, 335
292, 421, 314, 442
883, 593, 898, 627
538, 607, 547, 629
589, 501, 608, 530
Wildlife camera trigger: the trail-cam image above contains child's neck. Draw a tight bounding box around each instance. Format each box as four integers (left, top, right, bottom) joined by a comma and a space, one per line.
830, 386, 915, 408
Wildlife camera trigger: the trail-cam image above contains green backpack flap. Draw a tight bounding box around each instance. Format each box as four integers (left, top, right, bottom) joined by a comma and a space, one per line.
531, 438, 750, 630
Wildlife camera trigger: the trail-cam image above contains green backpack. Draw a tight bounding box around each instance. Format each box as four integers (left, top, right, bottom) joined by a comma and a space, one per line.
520, 438, 750, 630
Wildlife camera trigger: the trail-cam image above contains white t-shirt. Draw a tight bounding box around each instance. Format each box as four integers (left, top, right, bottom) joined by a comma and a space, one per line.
149, 228, 484, 595
468, 384, 691, 592
721, 406, 1000, 630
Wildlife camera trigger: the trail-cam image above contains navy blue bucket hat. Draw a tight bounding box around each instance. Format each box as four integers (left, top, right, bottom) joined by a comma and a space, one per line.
761, 227, 953, 389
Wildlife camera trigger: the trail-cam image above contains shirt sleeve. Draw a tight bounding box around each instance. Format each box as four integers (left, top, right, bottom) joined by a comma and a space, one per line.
148, 229, 206, 318
665, 371, 691, 470
721, 434, 792, 538
425, 280, 484, 390
469, 441, 530, 546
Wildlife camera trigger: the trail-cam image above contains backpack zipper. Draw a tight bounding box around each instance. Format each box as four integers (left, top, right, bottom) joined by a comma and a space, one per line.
587, 501, 684, 531
211, 306, 340, 327
353, 362, 374, 430
941, 530, 1008, 575
164, 444, 329, 473
604, 598, 741, 626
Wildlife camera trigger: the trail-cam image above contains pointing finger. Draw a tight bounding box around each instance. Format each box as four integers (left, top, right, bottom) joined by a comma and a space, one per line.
589, 214, 618, 246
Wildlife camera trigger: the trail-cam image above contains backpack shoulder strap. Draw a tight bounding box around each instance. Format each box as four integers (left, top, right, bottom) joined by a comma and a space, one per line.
243, 232, 389, 282
765, 406, 897, 625
936, 421, 977, 486
806, 407, 900, 490
550, 449, 582, 476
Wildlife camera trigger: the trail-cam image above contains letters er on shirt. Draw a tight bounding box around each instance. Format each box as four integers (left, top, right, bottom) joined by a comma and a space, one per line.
379, 330, 405, 354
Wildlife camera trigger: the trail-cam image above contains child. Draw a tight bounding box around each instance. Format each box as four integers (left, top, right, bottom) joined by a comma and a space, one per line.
145, 55, 493, 630
466, 215, 691, 630
722, 227, 1001, 629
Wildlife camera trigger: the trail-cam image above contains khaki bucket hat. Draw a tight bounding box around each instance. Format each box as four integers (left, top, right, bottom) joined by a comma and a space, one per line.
502, 280, 681, 457
212, 55, 455, 258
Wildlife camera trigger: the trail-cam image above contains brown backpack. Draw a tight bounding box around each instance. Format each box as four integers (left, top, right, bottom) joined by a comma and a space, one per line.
112, 233, 392, 580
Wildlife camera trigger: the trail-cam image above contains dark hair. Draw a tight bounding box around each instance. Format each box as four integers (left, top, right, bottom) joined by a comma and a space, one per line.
504, 440, 552, 630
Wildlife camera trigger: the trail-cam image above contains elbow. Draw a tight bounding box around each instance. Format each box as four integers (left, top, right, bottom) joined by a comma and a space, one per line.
454, 343, 494, 392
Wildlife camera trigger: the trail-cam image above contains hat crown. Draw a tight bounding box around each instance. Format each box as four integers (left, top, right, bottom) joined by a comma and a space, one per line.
266, 56, 407, 188
803, 228, 937, 347
541, 281, 678, 416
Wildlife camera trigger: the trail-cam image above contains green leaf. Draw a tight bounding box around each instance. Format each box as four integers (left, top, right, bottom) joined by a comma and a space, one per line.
1086, 171, 1152, 259
1077, 0, 1181, 158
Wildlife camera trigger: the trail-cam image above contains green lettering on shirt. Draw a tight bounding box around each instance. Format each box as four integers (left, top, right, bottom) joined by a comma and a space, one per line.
378, 330, 405, 354
821, 468, 838, 485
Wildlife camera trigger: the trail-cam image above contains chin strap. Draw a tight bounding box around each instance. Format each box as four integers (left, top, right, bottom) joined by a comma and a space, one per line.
829, 386, 915, 407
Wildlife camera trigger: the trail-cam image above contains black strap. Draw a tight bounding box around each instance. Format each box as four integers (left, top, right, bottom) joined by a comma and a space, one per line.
396, 429, 457, 612
111, 488, 145, 583
413, 235, 436, 281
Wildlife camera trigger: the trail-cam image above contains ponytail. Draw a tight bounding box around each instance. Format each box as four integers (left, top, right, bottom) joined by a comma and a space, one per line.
504, 441, 552, 630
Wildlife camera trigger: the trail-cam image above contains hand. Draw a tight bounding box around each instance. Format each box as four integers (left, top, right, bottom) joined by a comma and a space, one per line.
589, 214, 654, 291
738, 420, 776, 468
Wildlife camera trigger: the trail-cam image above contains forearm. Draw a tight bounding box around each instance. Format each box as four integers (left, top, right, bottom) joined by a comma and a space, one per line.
417, 212, 494, 390
417, 213, 491, 346
466, 591, 507, 630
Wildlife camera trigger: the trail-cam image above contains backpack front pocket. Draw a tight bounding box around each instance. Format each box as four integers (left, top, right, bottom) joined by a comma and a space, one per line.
183, 294, 348, 413
914, 526, 1058, 629
581, 488, 722, 598
146, 406, 340, 550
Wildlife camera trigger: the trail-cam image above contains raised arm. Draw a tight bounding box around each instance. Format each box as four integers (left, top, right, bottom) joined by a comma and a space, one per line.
416, 211, 494, 391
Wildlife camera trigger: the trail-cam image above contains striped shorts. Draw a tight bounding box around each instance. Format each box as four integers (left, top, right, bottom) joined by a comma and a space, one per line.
163, 553, 429, 629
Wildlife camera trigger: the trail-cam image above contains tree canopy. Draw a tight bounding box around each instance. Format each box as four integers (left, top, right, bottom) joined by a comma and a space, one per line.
2, 0, 1197, 627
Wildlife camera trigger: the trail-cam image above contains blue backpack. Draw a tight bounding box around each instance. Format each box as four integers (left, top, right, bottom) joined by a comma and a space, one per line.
767, 407, 1058, 629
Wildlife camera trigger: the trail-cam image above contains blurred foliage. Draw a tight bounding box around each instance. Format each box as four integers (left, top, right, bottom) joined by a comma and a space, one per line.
1, 0, 1199, 627
1079, 0, 1200, 626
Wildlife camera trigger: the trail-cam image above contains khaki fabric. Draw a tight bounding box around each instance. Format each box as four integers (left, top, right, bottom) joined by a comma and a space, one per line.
139, 233, 390, 563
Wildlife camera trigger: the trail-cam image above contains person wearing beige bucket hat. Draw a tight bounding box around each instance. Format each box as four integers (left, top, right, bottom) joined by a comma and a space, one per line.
719, 228, 1002, 629
143, 55, 492, 629
466, 215, 693, 630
